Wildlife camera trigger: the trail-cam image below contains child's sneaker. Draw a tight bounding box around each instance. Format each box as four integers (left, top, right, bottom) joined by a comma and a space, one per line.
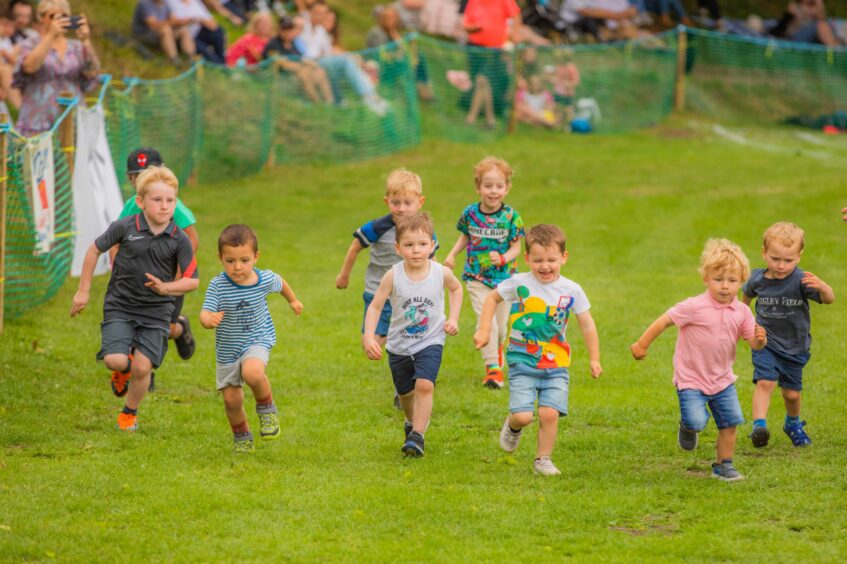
783, 420, 812, 447
711, 459, 744, 482
483, 368, 504, 389
533, 456, 561, 476
116, 412, 138, 432
110, 357, 132, 397
677, 422, 698, 451
402, 431, 425, 457
174, 316, 196, 360
749, 425, 770, 448
258, 412, 280, 440
499, 417, 522, 453
233, 436, 255, 454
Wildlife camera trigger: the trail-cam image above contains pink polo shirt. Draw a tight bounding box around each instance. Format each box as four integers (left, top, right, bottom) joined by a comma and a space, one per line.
667, 292, 755, 395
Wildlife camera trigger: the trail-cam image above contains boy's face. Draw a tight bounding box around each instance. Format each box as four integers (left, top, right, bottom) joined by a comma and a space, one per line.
476, 168, 510, 211
762, 240, 802, 279
526, 243, 567, 284
136, 181, 176, 228
12, 4, 32, 29
0, 18, 13, 38
395, 229, 434, 267
384, 191, 424, 222
703, 267, 743, 304
220, 244, 259, 284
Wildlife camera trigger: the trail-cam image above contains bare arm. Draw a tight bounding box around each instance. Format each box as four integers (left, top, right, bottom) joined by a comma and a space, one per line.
70, 243, 102, 316
576, 310, 602, 378
630, 313, 674, 360
183, 225, 200, 253
443, 268, 463, 335
802, 272, 835, 304
281, 281, 304, 315
144, 273, 199, 296
578, 6, 636, 20
489, 238, 522, 267
336, 238, 364, 289
363, 270, 394, 359
199, 309, 224, 329
746, 324, 768, 351
22, 17, 65, 74
473, 290, 503, 349
443, 233, 469, 269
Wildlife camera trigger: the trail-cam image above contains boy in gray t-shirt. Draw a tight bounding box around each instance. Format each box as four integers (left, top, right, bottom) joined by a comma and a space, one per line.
743, 222, 834, 448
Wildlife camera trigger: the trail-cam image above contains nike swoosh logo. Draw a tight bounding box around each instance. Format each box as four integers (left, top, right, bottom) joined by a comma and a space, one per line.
128, 234, 144, 241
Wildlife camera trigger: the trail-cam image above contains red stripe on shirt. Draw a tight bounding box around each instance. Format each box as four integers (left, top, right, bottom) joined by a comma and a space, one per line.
182, 256, 197, 279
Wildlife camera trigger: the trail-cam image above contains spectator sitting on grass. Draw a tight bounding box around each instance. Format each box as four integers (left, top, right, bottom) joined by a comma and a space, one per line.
204, 0, 245, 26
516, 74, 559, 129
262, 15, 333, 103
560, 0, 638, 41
9, 0, 37, 44
630, 0, 692, 28
769, 0, 840, 47
132, 0, 195, 66
225, 10, 274, 66
165, 0, 226, 64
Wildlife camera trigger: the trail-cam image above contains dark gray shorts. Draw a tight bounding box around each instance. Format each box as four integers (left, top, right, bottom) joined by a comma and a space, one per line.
97, 319, 169, 368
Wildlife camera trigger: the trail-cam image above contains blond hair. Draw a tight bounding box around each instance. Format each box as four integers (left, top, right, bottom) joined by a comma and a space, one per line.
525, 224, 566, 254
699, 238, 750, 281
36, 0, 70, 20
474, 156, 514, 188
385, 168, 422, 196
136, 165, 179, 199
395, 211, 434, 242
762, 222, 805, 252
247, 10, 273, 35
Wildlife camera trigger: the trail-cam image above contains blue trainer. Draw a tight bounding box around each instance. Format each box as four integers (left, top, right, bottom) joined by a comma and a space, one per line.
783, 420, 812, 447
402, 431, 424, 457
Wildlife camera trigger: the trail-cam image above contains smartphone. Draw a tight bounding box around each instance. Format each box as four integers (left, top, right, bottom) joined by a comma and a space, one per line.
66, 15, 82, 30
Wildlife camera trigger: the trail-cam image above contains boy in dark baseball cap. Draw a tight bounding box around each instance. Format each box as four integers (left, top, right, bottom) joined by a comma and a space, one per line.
110, 147, 200, 389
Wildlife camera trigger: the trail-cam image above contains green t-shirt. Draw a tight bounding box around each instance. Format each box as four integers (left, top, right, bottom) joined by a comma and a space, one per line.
119, 197, 196, 229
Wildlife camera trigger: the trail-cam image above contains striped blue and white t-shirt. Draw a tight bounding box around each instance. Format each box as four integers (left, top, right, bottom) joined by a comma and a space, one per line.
202, 269, 284, 365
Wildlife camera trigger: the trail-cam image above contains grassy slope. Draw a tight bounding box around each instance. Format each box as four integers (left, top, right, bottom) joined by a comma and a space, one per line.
1, 121, 846, 560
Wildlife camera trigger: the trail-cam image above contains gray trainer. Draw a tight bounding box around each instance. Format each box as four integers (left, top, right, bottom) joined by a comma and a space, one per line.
678, 422, 698, 451
499, 417, 522, 453
533, 456, 561, 476
711, 459, 744, 482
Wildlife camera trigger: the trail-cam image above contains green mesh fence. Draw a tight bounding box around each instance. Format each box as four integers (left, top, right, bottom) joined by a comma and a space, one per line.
2, 127, 75, 320
685, 28, 847, 124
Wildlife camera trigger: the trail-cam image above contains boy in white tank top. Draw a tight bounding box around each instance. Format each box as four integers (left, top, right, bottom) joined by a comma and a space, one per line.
363, 212, 463, 457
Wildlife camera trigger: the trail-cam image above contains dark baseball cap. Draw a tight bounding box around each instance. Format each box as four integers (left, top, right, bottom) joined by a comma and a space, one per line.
278, 16, 296, 30
126, 147, 164, 174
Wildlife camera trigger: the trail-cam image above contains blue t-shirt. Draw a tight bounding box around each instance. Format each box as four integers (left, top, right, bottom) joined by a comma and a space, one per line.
202, 269, 284, 365
743, 268, 821, 356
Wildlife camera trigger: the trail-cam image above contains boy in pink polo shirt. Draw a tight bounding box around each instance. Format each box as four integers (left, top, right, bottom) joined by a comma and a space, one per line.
631, 239, 767, 481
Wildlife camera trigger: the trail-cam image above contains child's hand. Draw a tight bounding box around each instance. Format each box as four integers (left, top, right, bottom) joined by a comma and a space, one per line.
362, 335, 382, 360
754, 324, 767, 346
801, 271, 826, 291
207, 311, 225, 328
443, 255, 456, 269
473, 329, 489, 349
590, 360, 603, 378
630, 341, 648, 360
335, 273, 349, 289
289, 300, 304, 316
488, 251, 504, 267
144, 273, 169, 296
841, 206, 846, 221
70, 289, 89, 317
444, 319, 459, 336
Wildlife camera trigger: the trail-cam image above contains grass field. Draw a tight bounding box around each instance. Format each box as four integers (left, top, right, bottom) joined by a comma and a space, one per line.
1, 119, 847, 561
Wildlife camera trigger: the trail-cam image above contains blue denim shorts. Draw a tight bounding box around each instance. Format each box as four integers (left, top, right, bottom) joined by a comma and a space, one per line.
752, 347, 809, 392
677, 383, 744, 431
508, 363, 569, 415
388, 345, 443, 395
362, 291, 392, 337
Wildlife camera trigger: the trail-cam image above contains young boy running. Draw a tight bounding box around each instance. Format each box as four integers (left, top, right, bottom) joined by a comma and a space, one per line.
363, 212, 463, 457
200, 224, 303, 454
444, 156, 524, 389
475, 224, 602, 476
743, 222, 834, 448
70, 166, 199, 431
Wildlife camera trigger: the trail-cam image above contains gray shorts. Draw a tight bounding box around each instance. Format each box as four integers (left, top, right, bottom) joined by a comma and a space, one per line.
216, 346, 270, 390
97, 319, 169, 368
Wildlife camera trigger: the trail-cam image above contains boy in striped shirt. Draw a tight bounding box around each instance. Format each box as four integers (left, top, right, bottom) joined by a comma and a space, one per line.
200, 224, 303, 454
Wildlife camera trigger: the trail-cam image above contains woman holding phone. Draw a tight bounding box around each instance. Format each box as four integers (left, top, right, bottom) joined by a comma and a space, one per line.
13, 0, 100, 136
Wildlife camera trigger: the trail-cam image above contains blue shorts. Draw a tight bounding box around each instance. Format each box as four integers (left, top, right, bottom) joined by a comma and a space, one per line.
752, 347, 809, 392
362, 291, 391, 337
508, 363, 569, 416
387, 345, 443, 395
677, 384, 744, 432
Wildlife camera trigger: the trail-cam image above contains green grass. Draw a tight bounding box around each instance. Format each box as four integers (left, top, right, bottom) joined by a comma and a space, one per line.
2, 120, 847, 561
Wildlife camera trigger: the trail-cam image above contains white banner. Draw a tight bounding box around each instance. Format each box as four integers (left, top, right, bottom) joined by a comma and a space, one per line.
71, 105, 124, 277
25, 134, 56, 255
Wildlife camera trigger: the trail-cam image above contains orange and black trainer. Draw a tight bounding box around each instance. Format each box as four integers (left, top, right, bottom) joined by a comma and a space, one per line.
110, 355, 132, 397
483, 367, 504, 389
116, 412, 138, 431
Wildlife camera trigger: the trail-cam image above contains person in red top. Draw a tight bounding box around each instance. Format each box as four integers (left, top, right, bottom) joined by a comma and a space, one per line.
225, 10, 274, 66
461, 0, 522, 127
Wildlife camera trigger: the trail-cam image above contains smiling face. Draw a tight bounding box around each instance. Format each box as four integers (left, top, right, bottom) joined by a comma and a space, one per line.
136, 181, 176, 230
220, 244, 259, 284
475, 167, 510, 213
762, 240, 802, 280
703, 267, 743, 304
384, 191, 424, 222
526, 243, 567, 284
395, 229, 434, 268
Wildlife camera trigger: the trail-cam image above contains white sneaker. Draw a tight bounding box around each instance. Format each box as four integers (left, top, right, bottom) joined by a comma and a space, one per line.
364, 94, 389, 117
499, 417, 522, 453
533, 456, 561, 476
